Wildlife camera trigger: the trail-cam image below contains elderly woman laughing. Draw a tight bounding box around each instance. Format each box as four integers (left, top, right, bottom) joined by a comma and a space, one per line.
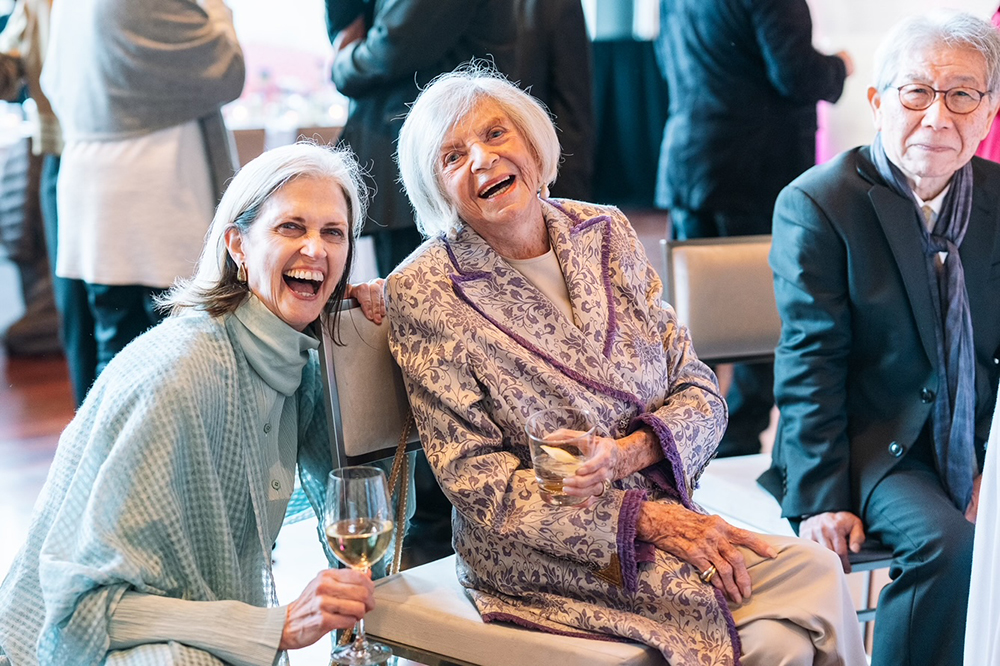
385, 67, 868, 666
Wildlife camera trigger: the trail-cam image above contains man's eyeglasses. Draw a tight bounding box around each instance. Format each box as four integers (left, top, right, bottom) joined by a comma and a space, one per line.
896, 83, 991, 114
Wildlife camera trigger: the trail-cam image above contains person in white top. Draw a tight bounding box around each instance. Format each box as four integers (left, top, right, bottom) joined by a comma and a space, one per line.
965, 395, 1000, 665
40, 0, 245, 386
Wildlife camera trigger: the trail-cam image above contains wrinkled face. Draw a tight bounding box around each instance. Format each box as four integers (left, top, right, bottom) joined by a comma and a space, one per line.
226, 176, 351, 331
438, 99, 543, 234
869, 44, 999, 193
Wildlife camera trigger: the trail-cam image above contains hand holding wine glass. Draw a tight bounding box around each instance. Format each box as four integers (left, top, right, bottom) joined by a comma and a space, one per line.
324, 466, 395, 665
279, 568, 375, 651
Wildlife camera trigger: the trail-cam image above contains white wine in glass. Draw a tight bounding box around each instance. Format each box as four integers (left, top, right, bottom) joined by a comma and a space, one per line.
325, 467, 394, 665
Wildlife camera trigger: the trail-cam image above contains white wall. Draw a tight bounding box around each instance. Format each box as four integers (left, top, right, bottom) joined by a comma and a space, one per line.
806, 0, 998, 159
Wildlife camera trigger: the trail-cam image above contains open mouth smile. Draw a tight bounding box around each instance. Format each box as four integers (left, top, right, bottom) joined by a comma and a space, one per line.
283, 268, 325, 298
478, 175, 516, 199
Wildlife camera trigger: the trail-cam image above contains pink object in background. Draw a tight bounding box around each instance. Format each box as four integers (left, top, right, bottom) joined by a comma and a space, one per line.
815, 101, 836, 164
975, 8, 1000, 163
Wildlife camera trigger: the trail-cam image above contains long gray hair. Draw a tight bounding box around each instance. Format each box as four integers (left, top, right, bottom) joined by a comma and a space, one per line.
160, 143, 367, 339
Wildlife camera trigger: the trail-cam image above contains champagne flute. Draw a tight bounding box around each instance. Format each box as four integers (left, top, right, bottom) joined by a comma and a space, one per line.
325, 466, 394, 665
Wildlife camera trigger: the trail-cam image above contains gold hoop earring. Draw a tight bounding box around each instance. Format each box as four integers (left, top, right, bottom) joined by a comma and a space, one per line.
237, 263, 247, 283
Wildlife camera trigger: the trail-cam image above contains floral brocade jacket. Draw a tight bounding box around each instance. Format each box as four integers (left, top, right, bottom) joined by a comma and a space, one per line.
386, 199, 738, 665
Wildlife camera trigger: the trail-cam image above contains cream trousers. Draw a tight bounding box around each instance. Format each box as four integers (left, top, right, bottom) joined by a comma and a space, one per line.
730, 534, 868, 666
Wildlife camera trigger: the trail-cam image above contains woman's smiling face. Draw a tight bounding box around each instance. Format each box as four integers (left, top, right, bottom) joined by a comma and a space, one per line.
226, 176, 351, 331
437, 99, 543, 239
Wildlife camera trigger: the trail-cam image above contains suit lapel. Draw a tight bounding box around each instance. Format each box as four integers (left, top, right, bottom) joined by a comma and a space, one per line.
545, 200, 616, 357
868, 185, 939, 367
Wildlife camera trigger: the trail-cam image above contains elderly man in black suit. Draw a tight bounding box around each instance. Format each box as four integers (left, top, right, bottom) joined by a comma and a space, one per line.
761, 11, 1000, 666
655, 0, 852, 457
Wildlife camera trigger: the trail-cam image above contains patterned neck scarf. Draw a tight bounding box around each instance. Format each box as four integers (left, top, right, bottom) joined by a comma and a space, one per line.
871, 133, 978, 509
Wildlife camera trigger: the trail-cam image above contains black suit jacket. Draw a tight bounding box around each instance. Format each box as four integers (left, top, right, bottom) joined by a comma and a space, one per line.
762, 146, 1000, 519
655, 0, 847, 217
328, 0, 516, 232
513, 0, 594, 201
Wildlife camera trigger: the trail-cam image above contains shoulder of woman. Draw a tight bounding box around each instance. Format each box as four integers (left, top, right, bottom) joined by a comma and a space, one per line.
387, 239, 452, 291
93, 314, 237, 402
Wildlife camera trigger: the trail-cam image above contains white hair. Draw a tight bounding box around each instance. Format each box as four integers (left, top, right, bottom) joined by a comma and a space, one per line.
160, 142, 367, 334
874, 10, 1000, 93
396, 64, 561, 237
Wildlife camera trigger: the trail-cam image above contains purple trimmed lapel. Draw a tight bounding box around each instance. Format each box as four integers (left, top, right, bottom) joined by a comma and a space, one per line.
444, 203, 643, 412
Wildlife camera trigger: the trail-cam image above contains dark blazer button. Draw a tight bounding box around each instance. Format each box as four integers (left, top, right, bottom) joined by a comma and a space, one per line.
888, 441, 904, 457
920, 388, 935, 403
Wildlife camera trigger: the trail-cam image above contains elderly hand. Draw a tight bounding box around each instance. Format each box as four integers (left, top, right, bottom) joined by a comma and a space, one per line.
965, 473, 983, 524
347, 279, 386, 324
562, 425, 664, 499
333, 14, 366, 53
799, 511, 865, 573
561, 434, 620, 499
637, 502, 777, 604
279, 568, 375, 651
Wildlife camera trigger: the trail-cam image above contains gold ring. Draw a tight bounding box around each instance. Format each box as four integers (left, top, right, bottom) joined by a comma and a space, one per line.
596, 479, 611, 497
699, 565, 717, 584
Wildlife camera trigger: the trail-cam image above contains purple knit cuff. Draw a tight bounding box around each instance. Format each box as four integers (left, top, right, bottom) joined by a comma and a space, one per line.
617, 489, 648, 594
631, 412, 694, 510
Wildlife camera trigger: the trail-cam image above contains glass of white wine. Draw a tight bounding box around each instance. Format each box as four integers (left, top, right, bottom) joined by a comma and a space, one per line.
325, 466, 394, 665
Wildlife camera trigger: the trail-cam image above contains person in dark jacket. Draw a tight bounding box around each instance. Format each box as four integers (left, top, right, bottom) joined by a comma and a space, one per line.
760, 11, 1000, 665
513, 0, 594, 201
655, 0, 852, 456
326, 0, 516, 277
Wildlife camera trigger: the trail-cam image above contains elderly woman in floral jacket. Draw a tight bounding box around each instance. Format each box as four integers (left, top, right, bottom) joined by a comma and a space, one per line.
386, 67, 868, 666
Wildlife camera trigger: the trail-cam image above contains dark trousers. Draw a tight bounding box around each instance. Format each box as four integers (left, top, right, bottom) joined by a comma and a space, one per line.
39, 155, 98, 406
85, 283, 167, 377
717, 361, 773, 457
670, 207, 774, 456
370, 226, 424, 278
863, 449, 974, 666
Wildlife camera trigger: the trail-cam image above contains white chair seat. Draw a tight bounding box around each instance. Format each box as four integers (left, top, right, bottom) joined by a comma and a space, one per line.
366, 555, 662, 666
693, 453, 795, 536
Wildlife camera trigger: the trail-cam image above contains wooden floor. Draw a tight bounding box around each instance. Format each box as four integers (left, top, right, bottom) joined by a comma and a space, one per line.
0, 350, 71, 578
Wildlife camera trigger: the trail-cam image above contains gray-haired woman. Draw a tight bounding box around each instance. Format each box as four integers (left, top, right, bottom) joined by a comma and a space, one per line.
0, 143, 385, 666
386, 66, 868, 665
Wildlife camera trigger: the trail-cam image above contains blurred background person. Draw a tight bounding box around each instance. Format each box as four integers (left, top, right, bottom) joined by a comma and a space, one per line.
513, 0, 594, 201
40, 0, 245, 384
0, 0, 96, 405
655, 0, 852, 456
326, 0, 517, 278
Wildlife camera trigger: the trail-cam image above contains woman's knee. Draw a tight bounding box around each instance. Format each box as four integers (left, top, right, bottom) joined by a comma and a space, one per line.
772, 536, 844, 581
739, 618, 814, 666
